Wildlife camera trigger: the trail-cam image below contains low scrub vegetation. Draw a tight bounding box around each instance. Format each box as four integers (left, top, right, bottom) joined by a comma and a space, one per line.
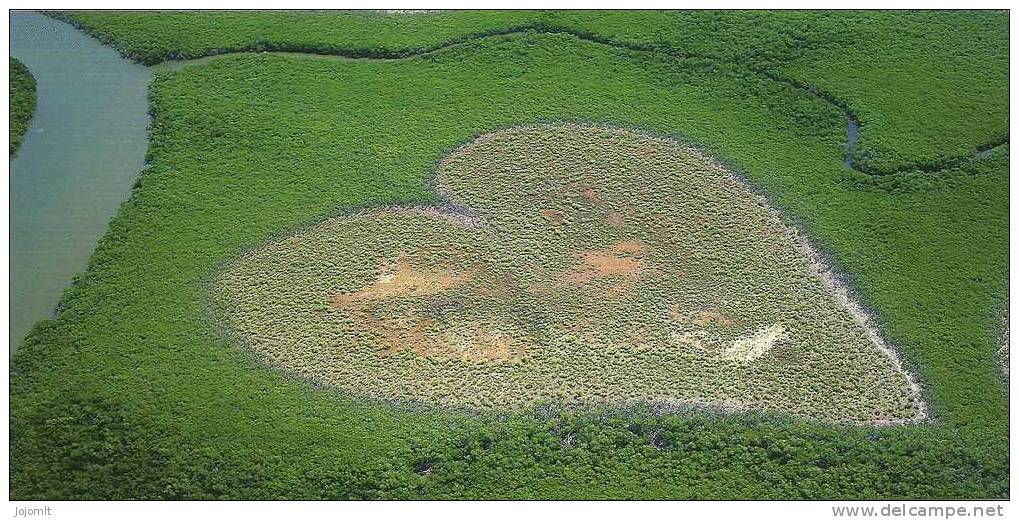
214, 125, 920, 423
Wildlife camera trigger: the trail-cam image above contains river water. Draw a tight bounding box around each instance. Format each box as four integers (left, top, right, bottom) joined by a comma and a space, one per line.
9, 12, 152, 351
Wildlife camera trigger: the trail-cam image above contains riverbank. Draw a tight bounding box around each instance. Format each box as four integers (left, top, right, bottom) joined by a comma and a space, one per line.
9, 12, 152, 350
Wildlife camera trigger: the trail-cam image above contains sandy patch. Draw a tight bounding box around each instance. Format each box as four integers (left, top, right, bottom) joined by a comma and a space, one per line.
332, 254, 469, 308
671, 330, 708, 353
723, 323, 786, 363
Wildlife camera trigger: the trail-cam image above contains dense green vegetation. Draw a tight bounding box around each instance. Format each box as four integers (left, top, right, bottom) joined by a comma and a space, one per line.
52, 10, 1008, 175
9, 57, 36, 156
10, 12, 1009, 499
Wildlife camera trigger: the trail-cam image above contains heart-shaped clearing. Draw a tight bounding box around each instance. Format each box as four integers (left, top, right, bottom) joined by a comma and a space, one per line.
211, 124, 923, 424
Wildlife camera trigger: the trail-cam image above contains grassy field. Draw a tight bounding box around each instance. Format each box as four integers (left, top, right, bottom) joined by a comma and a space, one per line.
9, 57, 37, 156
10, 12, 1009, 499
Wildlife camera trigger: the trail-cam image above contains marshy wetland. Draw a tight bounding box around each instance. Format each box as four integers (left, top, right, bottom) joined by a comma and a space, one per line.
9, 10, 1008, 499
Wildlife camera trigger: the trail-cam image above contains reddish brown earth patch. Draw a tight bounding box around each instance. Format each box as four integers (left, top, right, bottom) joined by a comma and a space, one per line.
606, 210, 624, 228
540, 209, 564, 225
576, 185, 602, 204
329, 254, 524, 361
367, 314, 434, 356
567, 240, 648, 283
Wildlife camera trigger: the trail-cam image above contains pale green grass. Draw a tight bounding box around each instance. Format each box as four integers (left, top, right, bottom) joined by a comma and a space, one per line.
212, 125, 920, 424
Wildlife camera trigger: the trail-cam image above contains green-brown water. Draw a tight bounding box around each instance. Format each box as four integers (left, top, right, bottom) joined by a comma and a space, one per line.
10, 12, 152, 350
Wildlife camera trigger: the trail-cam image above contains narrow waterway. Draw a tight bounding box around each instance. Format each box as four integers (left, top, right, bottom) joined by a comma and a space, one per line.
844, 117, 859, 168
9, 12, 152, 351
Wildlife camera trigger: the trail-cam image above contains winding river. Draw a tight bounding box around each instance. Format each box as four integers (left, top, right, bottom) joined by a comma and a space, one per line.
7, 11, 1005, 353
9, 12, 151, 350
